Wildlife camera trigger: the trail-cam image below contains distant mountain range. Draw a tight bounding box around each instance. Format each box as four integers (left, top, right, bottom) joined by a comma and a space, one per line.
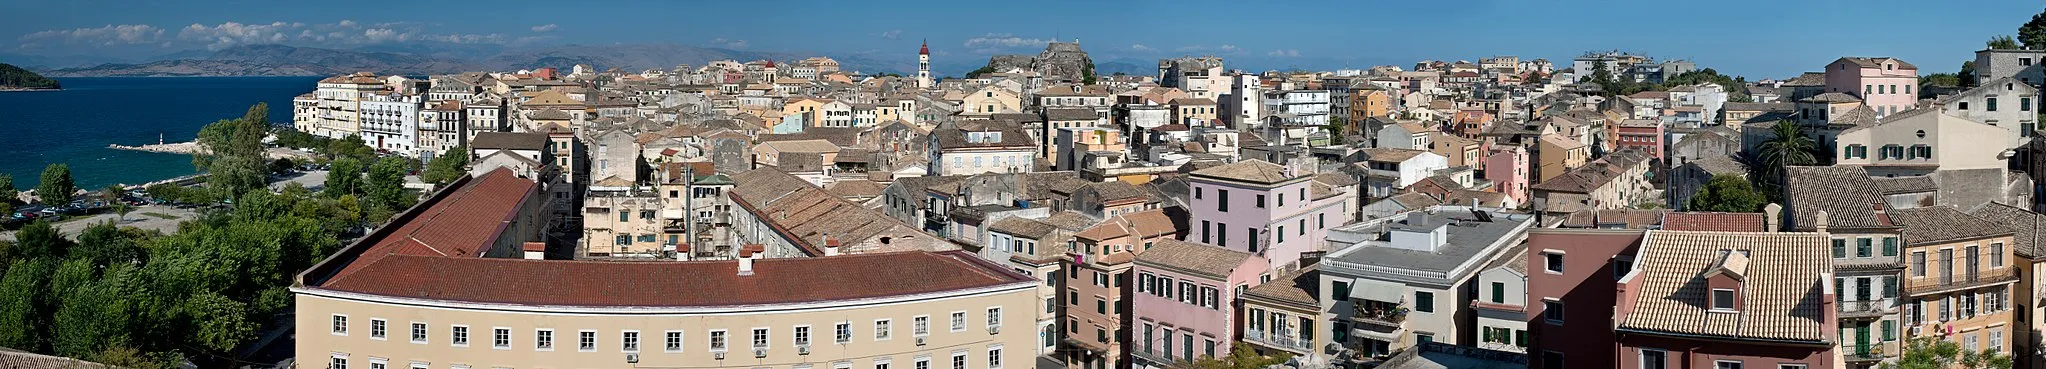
30, 44, 930, 78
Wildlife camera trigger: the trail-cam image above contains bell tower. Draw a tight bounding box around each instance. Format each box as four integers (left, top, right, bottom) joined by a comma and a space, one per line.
917, 39, 932, 89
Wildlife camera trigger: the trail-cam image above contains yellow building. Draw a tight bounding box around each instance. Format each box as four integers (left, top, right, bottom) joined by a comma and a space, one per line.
295, 170, 1039, 369
1349, 88, 1392, 124
1534, 134, 1588, 183
1892, 206, 2018, 355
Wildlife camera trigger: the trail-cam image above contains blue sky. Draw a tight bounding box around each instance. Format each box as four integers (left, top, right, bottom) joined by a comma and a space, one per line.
3, 0, 2041, 78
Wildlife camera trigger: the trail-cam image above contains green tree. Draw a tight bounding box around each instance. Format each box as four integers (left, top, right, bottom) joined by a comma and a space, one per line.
13, 220, 72, 260
193, 103, 272, 201
0, 63, 60, 89
0, 173, 17, 204
325, 134, 376, 162
37, 164, 75, 206
74, 221, 143, 266
325, 156, 365, 196
420, 144, 471, 185
1990, 35, 2022, 50
182, 291, 255, 352
1744, 120, 1820, 203
366, 156, 412, 209
1688, 174, 1767, 212
1961, 61, 1979, 88
1170, 342, 1292, 369
0, 259, 55, 351
1883, 336, 2011, 369
54, 273, 136, 359
1322, 117, 1347, 145
2021, 8, 2046, 50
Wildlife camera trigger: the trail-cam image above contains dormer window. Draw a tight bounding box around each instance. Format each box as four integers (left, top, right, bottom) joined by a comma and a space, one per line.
1711, 289, 1737, 311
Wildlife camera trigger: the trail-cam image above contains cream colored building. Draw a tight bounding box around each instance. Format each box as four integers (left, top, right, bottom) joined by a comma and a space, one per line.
295, 168, 1037, 369
305, 72, 390, 139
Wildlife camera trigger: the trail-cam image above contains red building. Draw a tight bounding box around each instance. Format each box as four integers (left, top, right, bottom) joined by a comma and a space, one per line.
1614, 119, 1665, 160
1612, 230, 1837, 369
1526, 228, 1644, 369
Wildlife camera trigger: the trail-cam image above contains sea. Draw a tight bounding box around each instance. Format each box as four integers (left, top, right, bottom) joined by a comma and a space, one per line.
0, 76, 321, 191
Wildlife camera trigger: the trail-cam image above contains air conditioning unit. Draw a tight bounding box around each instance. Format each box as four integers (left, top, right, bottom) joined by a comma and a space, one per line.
915, 336, 928, 346
797, 345, 811, 355
987, 325, 1001, 334
625, 353, 640, 364
713, 351, 726, 360
754, 348, 768, 358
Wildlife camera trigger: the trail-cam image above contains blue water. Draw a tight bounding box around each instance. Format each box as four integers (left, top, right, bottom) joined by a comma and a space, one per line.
0, 77, 321, 190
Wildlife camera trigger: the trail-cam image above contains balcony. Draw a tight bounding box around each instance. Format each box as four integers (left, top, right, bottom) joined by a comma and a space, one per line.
1843, 345, 1887, 362
1243, 330, 1313, 353
1903, 268, 2019, 296
1350, 301, 1409, 329
1838, 298, 1897, 319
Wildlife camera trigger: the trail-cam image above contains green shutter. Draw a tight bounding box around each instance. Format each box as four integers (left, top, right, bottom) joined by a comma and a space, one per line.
1882, 320, 1895, 341
1857, 238, 1872, 257
1333, 281, 1351, 300
1515, 330, 1528, 347
1491, 282, 1505, 303
1832, 239, 1846, 258
1883, 237, 1897, 256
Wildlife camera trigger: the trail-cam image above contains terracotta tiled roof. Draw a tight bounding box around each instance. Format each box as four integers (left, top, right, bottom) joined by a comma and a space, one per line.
1968, 202, 2046, 258
1888, 206, 2013, 245
319, 250, 1029, 307
1617, 230, 1833, 343
1783, 166, 1887, 230
326, 169, 537, 283
1243, 265, 1318, 308
1134, 239, 1257, 281
728, 169, 950, 255
1663, 212, 1768, 232
470, 132, 549, 151
1190, 159, 1297, 184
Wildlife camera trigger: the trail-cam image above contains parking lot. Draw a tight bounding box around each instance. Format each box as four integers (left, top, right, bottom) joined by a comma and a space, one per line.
0, 203, 200, 241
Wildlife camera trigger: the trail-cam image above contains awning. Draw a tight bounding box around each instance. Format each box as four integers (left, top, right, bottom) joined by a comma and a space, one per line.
1351, 278, 1405, 303
1352, 327, 1401, 342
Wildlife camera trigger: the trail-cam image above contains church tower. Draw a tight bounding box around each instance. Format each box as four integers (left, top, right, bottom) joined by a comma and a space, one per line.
917, 39, 932, 89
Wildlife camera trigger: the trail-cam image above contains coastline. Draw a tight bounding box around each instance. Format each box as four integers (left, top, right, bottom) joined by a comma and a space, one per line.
0, 87, 61, 92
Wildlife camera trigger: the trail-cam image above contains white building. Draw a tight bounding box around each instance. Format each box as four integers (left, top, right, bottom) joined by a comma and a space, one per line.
360, 94, 422, 155
1262, 89, 1330, 127
1937, 76, 2041, 148
1226, 75, 1263, 129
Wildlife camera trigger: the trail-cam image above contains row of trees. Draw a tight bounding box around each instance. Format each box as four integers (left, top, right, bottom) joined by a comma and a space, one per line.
0, 102, 420, 367
1579, 61, 1752, 100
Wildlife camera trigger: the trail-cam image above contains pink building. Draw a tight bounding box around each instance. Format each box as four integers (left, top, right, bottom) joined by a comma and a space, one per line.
1824, 57, 1919, 117
1187, 160, 1352, 270
1130, 239, 1268, 366
1482, 146, 1530, 205
1614, 120, 1665, 159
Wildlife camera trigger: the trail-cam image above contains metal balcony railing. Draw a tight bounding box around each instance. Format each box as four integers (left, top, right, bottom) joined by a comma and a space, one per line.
1904, 268, 2018, 295
1838, 298, 1897, 318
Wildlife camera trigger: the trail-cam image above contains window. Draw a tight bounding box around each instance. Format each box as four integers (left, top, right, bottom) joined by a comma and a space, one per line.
914, 316, 930, 336
1712, 289, 1736, 310
579, 330, 597, 352
1415, 291, 1435, 313
2026, 98, 2035, 112
1856, 238, 1872, 257
536, 329, 555, 350
1490, 282, 1506, 303
331, 355, 348, 369
1217, 190, 1230, 212
795, 326, 811, 346
1993, 242, 2005, 267
751, 328, 769, 349
1912, 251, 1927, 277
1715, 361, 1743, 369
988, 346, 1004, 369
836, 322, 852, 344
1543, 252, 1564, 273
951, 351, 968, 369
332, 315, 349, 335
452, 325, 470, 347
622, 330, 639, 352
666, 331, 683, 352
1832, 239, 1845, 258
1096, 298, 1107, 314
370, 319, 388, 339
493, 328, 510, 349
1542, 351, 1564, 369
1883, 237, 1897, 256
986, 307, 1002, 329
709, 330, 728, 351
1990, 97, 2000, 112
1255, 194, 1266, 208
1543, 300, 1565, 324
412, 322, 428, 343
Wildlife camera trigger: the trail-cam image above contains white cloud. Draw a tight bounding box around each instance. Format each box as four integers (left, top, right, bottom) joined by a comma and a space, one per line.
1175, 44, 1240, 54
363, 28, 401, 42
1267, 49, 1300, 57
1130, 44, 1153, 52
337, 20, 358, 28
710, 37, 749, 49
963, 33, 1050, 49
880, 30, 902, 39
18, 24, 167, 46
530, 24, 558, 32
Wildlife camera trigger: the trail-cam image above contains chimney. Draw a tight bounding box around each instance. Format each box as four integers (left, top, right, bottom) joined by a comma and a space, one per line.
521, 242, 546, 260
823, 233, 842, 256
1814, 210, 1830, 236
738, 244, 765, 276
1763, 203, 1782, 232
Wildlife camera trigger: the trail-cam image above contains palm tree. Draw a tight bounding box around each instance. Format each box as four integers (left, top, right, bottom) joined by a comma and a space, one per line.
1743, 120, 1819, 202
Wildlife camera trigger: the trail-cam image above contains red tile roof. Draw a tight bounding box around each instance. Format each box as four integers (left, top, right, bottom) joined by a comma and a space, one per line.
1662, 212, 1768, 232
327, 168, 538, 280
319, 250, 1027, 307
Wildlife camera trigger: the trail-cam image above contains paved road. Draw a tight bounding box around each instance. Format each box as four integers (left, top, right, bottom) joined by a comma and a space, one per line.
0, 204, 200, 241
270, 170, 329, 191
